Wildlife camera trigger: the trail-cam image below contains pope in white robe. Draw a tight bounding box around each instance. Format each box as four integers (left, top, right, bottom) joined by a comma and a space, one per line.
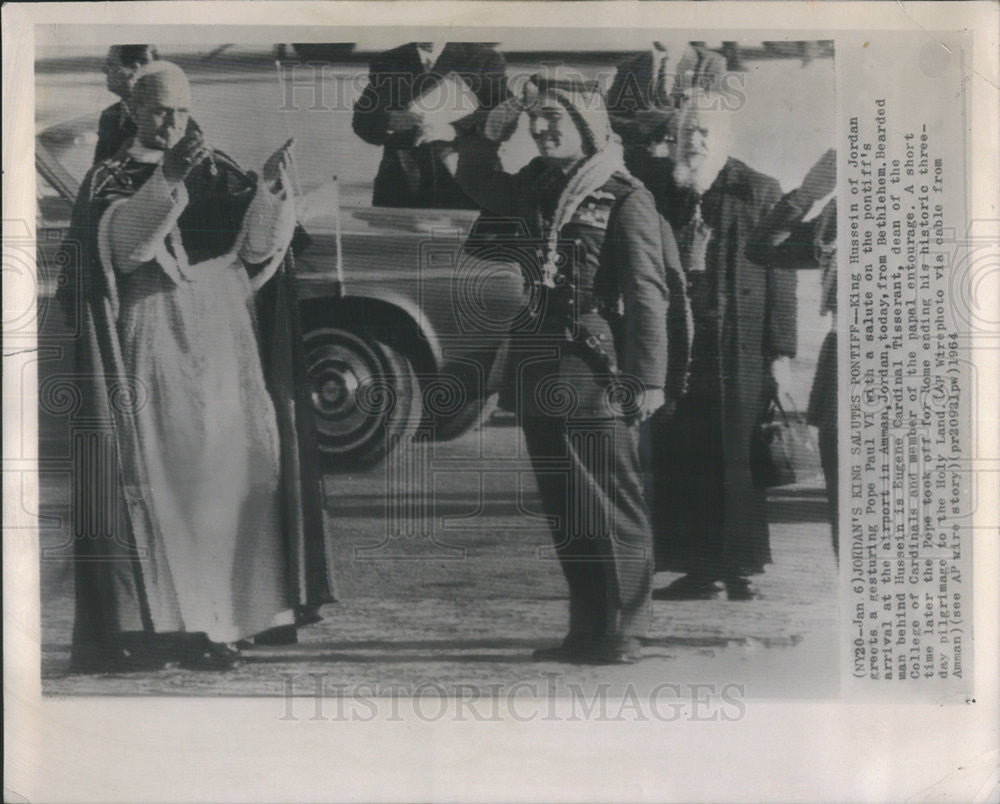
68, 61, 332, 672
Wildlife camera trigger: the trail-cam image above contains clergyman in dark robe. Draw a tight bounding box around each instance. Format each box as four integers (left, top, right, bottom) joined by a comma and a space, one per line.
648, 89, 797, 601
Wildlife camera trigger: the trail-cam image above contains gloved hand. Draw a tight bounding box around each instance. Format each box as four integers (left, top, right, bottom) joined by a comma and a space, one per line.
482, 75, 539, 142
770, 356, 797, 407
637, 387, 667, 423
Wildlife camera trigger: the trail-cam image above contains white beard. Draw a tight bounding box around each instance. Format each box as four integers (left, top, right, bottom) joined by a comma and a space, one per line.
673, 150, 728, 194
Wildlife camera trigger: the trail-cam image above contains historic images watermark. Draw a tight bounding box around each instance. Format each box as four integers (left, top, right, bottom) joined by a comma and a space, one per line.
278, 672, 747, 722
274, 61, 749, 115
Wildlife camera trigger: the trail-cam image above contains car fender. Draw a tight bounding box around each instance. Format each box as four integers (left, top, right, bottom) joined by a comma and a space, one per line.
298, 284, 445, 376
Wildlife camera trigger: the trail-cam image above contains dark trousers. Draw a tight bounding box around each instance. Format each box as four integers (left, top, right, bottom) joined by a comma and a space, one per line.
808, 330, 838, 560
647, 297, 771, 578
648, 393, 728, 577
521, 415, 653, 647
819, 425, 838, 559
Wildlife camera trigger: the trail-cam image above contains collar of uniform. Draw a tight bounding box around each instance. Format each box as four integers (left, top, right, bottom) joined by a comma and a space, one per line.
650, 44, 690, 83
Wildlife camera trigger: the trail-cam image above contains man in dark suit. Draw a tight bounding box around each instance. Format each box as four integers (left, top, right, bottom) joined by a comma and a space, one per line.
606, 41, 728, 178
648, 89, 797, 601
94, 45, 159, 163
352, 42, 507, 208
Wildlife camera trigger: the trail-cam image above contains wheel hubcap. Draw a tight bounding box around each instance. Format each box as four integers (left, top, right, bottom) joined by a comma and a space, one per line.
306, 329, 384, 453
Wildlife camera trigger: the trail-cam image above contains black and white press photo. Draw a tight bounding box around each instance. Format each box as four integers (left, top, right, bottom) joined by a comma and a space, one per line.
32, 31, 840, 695
4, 4, 996, 802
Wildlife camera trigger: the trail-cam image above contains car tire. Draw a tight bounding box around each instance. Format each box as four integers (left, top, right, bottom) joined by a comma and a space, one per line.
304, 327, 422, 470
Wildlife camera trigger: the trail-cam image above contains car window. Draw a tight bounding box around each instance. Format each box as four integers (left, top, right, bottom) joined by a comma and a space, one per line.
37, 112, 101, 188
36, 168, 73, 228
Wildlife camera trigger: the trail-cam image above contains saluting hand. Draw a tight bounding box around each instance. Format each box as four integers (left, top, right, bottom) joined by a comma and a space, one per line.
263, 137, 295, 194
163, 130, 211, 183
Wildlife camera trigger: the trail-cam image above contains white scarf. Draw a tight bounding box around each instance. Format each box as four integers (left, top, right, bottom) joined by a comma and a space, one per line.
541, 140, 628, 287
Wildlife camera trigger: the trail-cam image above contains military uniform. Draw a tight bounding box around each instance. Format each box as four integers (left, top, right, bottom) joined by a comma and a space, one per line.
455, 136, 678, 656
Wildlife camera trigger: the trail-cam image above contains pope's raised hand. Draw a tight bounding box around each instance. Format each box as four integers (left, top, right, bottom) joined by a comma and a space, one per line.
163, 129, 211, 183
263, 138, 295, 194
800, 148, 836, 202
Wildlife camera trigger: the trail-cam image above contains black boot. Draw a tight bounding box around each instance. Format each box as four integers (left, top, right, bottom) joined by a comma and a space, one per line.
179, 634, 243, 671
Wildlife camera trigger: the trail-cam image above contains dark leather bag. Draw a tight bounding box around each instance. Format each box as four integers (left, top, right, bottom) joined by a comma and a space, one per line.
751, 391, 817, 488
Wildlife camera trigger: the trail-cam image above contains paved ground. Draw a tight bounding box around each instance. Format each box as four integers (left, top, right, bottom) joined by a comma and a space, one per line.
39, 415, 838, 699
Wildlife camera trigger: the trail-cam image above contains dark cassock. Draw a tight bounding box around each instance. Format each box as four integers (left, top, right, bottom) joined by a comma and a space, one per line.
453, 75, 687, 662
352, 42, 507, 208
746, 150, 837, 556
651, 157, 797, 591
64, 142, 334, 673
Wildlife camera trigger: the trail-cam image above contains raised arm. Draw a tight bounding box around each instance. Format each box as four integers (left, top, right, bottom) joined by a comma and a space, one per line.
747, 147, 836, 271
747, 187, 826, 270
474, 48, 509, 111
450, 133, 521, 216
757, 176, 798, 359
239, 180, 297, 288
606, 55, 647, 149
242, 141, 298, 289
101, 165, 190, 284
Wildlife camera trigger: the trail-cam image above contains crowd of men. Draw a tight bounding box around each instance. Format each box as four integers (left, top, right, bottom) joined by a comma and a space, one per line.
65, 41, 836, 672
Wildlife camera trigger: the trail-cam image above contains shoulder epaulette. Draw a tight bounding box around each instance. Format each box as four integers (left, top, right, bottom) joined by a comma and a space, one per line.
605, 171, 645, 194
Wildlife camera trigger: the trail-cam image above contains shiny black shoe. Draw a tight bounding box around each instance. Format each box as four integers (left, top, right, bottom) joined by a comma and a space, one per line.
180, 636, 243, 671
533, 636, 643, 665
652, 574, 724, 601
532, 644, 582, 663
724, 576, 761, 601
295, 605, 324, 627
249, 624, 298, 646
70, 633, 189, 674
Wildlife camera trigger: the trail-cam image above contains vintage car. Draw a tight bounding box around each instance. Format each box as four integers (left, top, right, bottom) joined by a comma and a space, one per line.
35, 116, 527, 470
